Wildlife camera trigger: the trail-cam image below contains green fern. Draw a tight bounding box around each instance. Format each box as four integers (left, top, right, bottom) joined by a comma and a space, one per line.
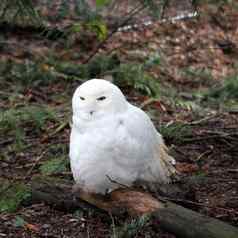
205, 74, 238, 101
159, 122, 192, 143
114, 63, 160, 97
0, 0, 41, 24
1, 60, 57, 86
182, 67, 213, 85
0, 179, 30, 213
86, 19, 108, 40
39, 156, 69, 176
0, 106, 57, 149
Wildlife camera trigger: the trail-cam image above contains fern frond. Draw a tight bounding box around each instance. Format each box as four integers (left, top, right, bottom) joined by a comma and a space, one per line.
0, 0, 41, 25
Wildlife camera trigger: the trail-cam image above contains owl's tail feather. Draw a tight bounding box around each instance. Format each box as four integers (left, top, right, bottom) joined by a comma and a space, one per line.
157, 142, 179, 182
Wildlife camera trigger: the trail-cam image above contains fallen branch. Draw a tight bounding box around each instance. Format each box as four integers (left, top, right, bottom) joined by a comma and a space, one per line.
186, 114, 218, 126
24, 150, 48, 179
28, 177, 95, 212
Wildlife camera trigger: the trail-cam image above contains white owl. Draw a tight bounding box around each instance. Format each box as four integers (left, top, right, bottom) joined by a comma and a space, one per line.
70, 79, 176, 194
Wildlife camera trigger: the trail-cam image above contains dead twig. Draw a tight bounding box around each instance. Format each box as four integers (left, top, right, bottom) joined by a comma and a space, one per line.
106, 175, 130, 189
186, 114, 218, 126
82, 3, 147, 64
140, 98, 158, 109
24, 149, 48, 180
195, 150, 212, 162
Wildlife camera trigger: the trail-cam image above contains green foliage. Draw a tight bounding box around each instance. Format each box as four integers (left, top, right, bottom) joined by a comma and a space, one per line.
39, 156, 69, 175
159, 122, 192, 143
0, 179, 31, 213
56, 54, 160, 97
96, 0, 111, 8
68, 23, 82, 34
0, 60, 57, 86
86, 20, 108, 40
0, 0, 41, 24
0, 106, 56, 131
88, 54, 120, 78
65, 19, 108, 43
0, 106, 57, 149
205, 74, 238, 101
55, 61, 88, 79
174, 98, 202, 112
112, 215, 151, 238
182, 67, 213, 85
13, 216, 27, 227
55, 54, 119, 80
144, 53, 161, 68
114, 63, 160, 97
112, 53, 162, 96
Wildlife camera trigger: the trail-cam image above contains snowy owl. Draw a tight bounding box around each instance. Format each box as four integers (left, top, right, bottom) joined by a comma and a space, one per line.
70, 79, 176, 194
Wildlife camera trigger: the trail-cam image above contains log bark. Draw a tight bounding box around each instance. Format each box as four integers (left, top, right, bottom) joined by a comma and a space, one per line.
28, 176, 95, 212
13, 177, 238, 238
152, 202, 238, 238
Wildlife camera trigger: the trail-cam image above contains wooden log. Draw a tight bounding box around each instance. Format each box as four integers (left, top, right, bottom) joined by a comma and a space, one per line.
77, 189, 238, 238
3, 177, 237, 238
28, 176, 96, 212
152, 202, 238, 238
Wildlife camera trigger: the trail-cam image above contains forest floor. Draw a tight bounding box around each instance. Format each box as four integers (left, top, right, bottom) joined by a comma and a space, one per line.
0, 1, 238, 237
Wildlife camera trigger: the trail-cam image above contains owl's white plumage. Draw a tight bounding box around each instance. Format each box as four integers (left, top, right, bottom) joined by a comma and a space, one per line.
70, 79, 176, 194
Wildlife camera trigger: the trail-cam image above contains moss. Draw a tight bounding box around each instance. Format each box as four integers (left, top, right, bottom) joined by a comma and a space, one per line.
204, 74, 238, 101
159, 123, 192, 143
0, 179, 31, 213
39, 156, 69, 175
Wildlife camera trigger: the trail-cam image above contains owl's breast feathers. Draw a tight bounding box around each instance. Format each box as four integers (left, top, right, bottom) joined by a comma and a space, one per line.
70, 104, 177, 194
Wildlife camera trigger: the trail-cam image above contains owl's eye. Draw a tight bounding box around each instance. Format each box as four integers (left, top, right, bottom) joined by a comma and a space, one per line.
97, 96, 106, 101
80, 96, 85, 100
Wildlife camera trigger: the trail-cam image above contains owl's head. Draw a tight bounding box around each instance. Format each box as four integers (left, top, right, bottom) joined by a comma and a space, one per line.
72, 79, 127, 122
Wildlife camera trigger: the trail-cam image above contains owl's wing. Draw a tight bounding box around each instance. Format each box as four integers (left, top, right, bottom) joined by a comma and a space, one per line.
122, 104, 177, 183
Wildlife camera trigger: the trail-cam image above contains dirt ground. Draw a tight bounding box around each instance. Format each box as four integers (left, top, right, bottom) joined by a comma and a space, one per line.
0, 1, 238, 237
